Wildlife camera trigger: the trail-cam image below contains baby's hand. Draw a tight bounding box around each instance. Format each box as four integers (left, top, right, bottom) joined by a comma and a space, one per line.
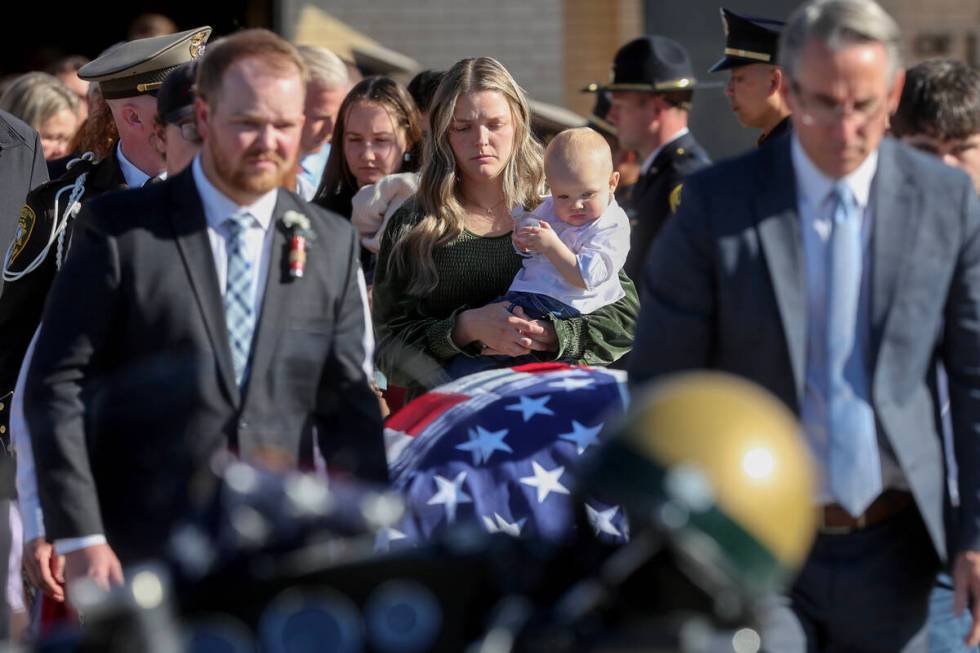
520, 221, 560, 253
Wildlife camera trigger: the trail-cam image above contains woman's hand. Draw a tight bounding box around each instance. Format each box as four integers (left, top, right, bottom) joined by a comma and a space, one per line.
454, 302, 551, 357
510, 306, 558, 352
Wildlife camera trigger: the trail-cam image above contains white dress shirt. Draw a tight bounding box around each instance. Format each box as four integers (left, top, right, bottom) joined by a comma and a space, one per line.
116, 142, 165, 188
53, 155, 280, 555
792, 135, 906, 504
509, 197, 630, 313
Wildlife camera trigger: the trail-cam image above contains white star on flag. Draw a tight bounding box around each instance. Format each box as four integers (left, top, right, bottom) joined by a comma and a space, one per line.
548, 376, 595, 392
427, 471, 472, 522
586, 504, 622, 537
559, 420, 603, 454
374, 526, 407, 552
520, 461, 570, 503
482, 512, 525, 537
456, 426, 512, 464
504, 395, 555, 422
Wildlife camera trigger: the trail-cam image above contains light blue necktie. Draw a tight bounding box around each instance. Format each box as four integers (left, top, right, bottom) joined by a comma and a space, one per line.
826, 182, 881, 516
224, 212, 256, 387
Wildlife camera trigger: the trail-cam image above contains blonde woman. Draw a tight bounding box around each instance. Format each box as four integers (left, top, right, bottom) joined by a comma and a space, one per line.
374, 57, 637, 396
0, 73, 80, 160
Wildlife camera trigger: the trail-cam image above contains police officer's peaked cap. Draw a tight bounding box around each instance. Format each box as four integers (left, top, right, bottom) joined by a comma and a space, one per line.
79, 26, 212, 100
709, 8, 784, 73
585, 36, 700, 94
157, 62, 198, 125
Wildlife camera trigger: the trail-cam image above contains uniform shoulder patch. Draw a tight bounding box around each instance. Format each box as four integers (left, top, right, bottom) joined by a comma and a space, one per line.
669, 184, 683, 213
8, 204, 36, 266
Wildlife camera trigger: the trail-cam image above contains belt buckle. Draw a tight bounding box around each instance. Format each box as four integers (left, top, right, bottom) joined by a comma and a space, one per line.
817, 506, 867, 535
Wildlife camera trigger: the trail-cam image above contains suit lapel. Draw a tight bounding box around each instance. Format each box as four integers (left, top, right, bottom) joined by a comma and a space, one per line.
168, 169, 240, 403
756, 139, 807, 405
871, 139, 922, 371
241, 190, 292, 405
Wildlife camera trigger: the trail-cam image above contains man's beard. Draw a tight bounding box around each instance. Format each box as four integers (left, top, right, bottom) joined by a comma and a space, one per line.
209, 139, 293, 195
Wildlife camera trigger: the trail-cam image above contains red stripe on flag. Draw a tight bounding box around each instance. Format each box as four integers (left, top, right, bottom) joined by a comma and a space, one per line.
510, 362, 580, 374
385, 391, 470, 436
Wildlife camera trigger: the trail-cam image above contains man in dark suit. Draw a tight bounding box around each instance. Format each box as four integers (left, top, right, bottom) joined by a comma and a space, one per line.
25, 29, 386, 593
586, 35, 710, 288
629, 0, 980, 650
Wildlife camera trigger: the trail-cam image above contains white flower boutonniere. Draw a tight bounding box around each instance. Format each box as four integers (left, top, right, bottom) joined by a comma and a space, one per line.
281, 210, 316, 279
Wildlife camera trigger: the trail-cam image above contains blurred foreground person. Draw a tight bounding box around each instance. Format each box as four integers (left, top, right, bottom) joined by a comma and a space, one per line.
26, 28, 386, 598
630, 0, 980, 650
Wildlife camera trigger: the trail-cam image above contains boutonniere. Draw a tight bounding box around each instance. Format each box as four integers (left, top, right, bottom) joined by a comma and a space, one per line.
281, 210, 316, 279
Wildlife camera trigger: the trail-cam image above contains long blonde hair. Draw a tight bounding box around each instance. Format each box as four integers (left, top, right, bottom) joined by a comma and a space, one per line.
388, 57, 544, 296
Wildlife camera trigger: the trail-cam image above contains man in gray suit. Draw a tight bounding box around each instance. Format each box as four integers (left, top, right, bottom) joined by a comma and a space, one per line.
629, 0, 980, 650
25, 29, 387, 595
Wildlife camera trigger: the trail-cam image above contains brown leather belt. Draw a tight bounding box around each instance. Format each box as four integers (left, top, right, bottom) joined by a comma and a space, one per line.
817, 490, 914, 535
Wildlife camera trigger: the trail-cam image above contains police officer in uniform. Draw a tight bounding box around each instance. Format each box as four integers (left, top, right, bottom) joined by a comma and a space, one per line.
710, 8, 792, 147
0, 28, 211, 598
0, 27, 211, 423
589, 36, 711, 288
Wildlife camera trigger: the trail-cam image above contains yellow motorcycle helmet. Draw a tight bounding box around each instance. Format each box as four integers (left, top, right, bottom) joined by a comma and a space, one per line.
581, 371, 817, 604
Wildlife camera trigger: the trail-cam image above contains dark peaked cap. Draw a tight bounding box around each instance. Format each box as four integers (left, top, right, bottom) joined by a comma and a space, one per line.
79, 26, 211, 100
709, 8, 784, 72
586, 36, 702, 94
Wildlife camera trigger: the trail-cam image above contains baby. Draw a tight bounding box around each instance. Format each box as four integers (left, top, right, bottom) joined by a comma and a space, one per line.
447, 127, 630, 379
507, 126, 630, 320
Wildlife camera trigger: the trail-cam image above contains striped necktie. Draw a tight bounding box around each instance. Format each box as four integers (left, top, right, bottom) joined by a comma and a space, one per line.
224, 211, 256, 387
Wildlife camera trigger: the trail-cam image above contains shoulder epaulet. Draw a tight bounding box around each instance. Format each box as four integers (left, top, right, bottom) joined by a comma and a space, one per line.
2, 153, 98, 281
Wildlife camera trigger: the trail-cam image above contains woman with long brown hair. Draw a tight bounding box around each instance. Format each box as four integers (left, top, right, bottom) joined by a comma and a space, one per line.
373, 57, 637, 396
313, 76, 422, 219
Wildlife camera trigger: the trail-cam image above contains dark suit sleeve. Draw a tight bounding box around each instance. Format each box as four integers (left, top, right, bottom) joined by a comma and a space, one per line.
314, 226, 387, 484
628, 176, 716, 389
944, 186, 980, 553
24, 209, 119, 540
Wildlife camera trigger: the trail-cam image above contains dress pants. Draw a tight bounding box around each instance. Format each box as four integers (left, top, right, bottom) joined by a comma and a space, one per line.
761, 506, 939, 653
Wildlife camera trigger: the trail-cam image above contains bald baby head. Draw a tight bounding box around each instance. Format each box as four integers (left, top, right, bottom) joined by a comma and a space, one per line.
544, 127, 619, 227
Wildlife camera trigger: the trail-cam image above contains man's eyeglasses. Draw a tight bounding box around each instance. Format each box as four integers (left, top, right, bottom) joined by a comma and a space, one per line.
175, 120, 201, 143
790, 80, 886, 127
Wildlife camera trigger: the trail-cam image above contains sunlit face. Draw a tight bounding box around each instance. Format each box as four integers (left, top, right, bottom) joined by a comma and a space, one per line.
725, 64, 777, 129
196, 57, 305, 203
447, 90, 516, 186
785, 40, 903, 178
343, 100, 407, 187
547, 160, 619, 227
39, 107, 78, 160
607, 91, 657, 153
902, 132, 980, 194
301, 79, 347, 155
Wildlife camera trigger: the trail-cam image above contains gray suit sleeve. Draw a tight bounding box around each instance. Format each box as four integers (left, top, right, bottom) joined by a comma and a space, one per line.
24, 210, 118, 540
628, 177, 716, 389
28, 129, 48, 190
946, 185, 980, 553
314, 226, 387, 484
